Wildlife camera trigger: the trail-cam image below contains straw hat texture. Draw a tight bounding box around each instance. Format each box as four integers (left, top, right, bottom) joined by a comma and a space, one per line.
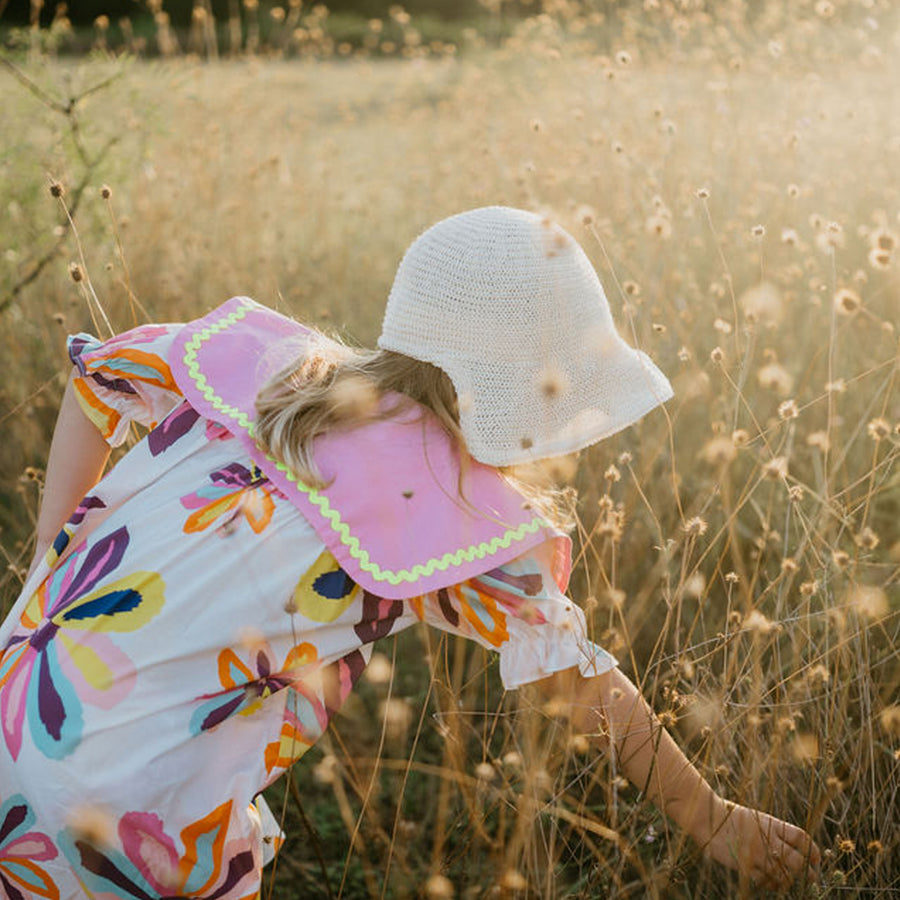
378, 206, 673, 466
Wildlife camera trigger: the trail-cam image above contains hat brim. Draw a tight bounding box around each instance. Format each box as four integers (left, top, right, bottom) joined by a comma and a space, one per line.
446, 342, 673, 467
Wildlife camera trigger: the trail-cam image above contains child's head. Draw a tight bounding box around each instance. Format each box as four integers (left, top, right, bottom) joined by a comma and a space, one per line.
378, 206, 673, 466
256, 206, 672, 488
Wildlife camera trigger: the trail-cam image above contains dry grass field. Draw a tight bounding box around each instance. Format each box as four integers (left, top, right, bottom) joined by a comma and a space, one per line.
1, 3, 899, 897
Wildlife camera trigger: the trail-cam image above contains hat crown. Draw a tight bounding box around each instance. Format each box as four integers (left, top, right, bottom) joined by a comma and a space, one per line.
383, 208, 612, 357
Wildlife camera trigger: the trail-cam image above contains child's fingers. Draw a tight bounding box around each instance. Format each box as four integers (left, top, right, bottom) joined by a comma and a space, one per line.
757, 813, 821, 870
749, 814, 820, 888
770, 842, 813, 880
788, 829, 822, 868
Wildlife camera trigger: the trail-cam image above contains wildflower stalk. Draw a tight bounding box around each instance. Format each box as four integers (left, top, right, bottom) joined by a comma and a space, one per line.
53, 188, 113, 337
0, 54, 123, 315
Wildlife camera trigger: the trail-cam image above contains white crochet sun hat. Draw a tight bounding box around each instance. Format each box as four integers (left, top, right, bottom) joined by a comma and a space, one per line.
378, 206, 673, 466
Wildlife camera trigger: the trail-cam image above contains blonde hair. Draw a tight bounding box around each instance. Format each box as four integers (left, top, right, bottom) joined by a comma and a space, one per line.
255, 338, 462, 486
253, 335, 574, 529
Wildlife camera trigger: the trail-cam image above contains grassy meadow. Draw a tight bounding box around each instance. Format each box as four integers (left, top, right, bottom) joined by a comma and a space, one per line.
1, 3, 899, 897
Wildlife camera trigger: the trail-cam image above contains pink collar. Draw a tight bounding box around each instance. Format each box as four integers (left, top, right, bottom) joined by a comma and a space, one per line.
170, 297, 570, 598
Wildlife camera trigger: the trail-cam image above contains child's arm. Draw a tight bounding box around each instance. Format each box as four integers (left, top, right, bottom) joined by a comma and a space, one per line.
539, 666, 821, 889
25, 369, 111, 581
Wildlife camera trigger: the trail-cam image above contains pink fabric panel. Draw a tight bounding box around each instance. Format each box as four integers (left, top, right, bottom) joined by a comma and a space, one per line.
170, 297, 570, 599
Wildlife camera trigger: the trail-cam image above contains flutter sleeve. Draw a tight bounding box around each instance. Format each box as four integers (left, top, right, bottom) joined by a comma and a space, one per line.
67, 323, 185, 446
413, 541, 617, 690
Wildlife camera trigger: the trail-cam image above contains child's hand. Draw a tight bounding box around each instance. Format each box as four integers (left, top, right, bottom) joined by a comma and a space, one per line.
705, 801, 821, 890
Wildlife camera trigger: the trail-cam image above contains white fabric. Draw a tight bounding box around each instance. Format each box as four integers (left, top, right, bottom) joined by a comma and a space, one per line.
378, 206, 674, 466
0, 322, 616, 900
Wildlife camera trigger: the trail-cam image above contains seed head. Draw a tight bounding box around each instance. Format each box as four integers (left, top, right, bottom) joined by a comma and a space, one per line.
328, 374, 379, 421
791, 733, 819, 764
776, 715, 796, 735
236, 626, 266, 653
49, 180, 65, 198
424, 874, 454, 900
365, 652, 393, 685
807, 430, 830, 452
834, 288, 861, 315
67, 805, 116, 849
744, 609, 776, 635
880, 706, 900, 738
699, 436, 736, 466
867, 417, 890, 441
500, 870, 527, 891
713, 317, 732, 335
682, 516, 708, 537
868, 247, 892, 270
684, 572, 705, 600
570, 733, 590, 754
847, 584, 888, 619
68, 262, 84, 283
725, 571, 740, 584
474, 761, 496, 782
538, 364, 568, 400
799, 580, 818, 597
381, 697, 413, 741
855, 526, 880, 550
740, 281, 784, 326
806, 662, 829, 684
313, 754, 339, 785
817, 228, 846, 253
751, 224, 766, 238
710, 346, 725, 364
832, 549, 850, 569
695, 187, 710, 199
100, 184, 112, 199
870, 227, 897, 252
645, 213, 672, 239
763, 456, 789, 480
778, 399, 799, 420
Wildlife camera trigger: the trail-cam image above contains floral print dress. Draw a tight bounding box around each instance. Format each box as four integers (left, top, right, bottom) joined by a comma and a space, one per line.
0, 323, 614, 900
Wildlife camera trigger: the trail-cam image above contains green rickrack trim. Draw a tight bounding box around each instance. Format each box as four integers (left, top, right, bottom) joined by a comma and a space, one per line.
182, 298, 550, 586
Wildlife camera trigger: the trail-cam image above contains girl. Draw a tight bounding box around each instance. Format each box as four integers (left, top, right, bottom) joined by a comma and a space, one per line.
0, 207, 819, 898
